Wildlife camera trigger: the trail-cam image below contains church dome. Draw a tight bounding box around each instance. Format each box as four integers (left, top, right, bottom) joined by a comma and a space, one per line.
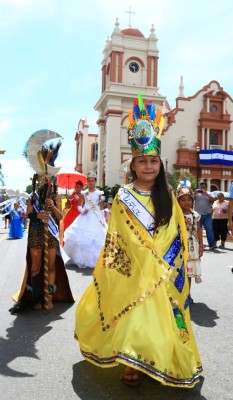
121, 28, 145, 38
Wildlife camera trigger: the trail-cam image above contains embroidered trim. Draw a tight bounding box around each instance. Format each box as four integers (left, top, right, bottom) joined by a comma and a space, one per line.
33, 194, 59, 240
119, 188, 155, 236
79, 349, 203, 387
94, 274, 166, 332
163, 228, 183, 267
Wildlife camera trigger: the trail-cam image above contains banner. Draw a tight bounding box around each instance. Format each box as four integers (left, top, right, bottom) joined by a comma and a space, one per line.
199, 149, 233, 166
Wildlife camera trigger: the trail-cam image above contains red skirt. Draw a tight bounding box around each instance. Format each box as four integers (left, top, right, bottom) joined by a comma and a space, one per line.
63, 206, 80, 231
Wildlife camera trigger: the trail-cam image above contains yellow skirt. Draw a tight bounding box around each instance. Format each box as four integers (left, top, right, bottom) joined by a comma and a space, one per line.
75, 188, 203, 388
75, 280, 202, 388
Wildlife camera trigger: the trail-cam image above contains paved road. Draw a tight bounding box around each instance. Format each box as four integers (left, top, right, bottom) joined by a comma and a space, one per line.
0, 219, 233, 400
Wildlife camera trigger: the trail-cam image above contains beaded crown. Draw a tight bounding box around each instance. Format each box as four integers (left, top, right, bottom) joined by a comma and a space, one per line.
127, 93, 164, 157
87, 170, 97, 179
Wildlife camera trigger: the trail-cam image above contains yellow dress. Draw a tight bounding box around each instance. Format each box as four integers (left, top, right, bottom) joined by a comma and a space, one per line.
75, 186, 203, 388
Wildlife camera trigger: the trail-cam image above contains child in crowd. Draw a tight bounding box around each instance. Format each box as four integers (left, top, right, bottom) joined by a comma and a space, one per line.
176, 183, 203, 291
104, 197, 113, 224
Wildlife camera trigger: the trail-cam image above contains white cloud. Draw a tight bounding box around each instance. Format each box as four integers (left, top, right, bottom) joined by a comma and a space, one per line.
0, 159, 33, 191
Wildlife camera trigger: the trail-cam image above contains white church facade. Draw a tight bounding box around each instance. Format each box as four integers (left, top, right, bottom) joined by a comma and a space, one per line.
75, 20, 233, 191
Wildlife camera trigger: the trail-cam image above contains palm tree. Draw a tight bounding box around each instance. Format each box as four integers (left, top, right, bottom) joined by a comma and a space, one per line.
111, 184, 121, 199
0, 162, 5, 186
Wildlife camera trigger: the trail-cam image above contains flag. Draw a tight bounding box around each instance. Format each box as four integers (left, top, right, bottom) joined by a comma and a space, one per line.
199, 149, 233, 166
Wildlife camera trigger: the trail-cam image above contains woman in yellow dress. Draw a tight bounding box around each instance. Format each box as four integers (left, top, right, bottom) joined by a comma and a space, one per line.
75, 94, 203, 388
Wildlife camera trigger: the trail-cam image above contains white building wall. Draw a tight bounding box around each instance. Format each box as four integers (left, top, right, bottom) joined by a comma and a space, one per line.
105, 113, 122, 186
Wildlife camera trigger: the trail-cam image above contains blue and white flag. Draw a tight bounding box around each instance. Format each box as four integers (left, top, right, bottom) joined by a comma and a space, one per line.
199, 149, 233, 166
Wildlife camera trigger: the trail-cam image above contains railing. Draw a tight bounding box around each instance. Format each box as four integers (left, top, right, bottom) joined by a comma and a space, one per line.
209, 145, 224, 150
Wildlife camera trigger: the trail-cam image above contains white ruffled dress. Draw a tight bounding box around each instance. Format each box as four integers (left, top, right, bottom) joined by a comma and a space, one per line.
63, 189, 107, 268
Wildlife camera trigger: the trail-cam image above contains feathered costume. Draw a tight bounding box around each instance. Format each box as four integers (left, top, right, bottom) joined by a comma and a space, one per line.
10, 130, 74, 313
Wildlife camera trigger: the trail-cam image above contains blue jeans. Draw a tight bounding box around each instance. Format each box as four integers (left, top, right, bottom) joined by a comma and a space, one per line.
200, 213, 216, 247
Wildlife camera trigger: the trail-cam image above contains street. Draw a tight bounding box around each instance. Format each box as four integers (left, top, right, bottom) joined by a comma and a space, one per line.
0, 218, 233, 400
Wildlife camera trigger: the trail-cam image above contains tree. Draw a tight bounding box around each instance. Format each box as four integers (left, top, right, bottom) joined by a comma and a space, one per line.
0, 162, 5, 186
167, 170, 197, 191
111, 184, 121, 199
97, 185, 112, 203
25, 184, 33, 193
97, 184, 122, 202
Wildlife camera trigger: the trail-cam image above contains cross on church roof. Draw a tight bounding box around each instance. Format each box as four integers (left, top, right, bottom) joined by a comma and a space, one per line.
125, 6, 135, 27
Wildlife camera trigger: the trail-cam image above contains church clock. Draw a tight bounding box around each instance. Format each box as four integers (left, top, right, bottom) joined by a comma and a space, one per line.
129, 61, 139, 73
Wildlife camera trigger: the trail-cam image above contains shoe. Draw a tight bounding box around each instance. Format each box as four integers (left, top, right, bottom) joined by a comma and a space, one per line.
209, 245, 217, 250
120, 367, 141, 387
219, 244, 225, 249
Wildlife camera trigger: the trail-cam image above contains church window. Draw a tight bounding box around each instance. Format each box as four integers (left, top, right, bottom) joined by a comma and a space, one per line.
210, 131, 219, 145
91, 142, 98, 161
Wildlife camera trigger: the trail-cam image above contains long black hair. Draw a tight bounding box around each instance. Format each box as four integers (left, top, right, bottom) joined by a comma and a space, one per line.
130, 158, 172, 230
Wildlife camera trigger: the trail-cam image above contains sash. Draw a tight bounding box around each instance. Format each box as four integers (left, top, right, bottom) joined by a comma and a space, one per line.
0, 198, 27, 216
85, 192, 106, 229
33, 194, 59, 241
119, 187, 155, 237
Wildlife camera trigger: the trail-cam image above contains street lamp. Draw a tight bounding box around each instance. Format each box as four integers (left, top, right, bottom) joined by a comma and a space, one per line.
196, 146, 200, 188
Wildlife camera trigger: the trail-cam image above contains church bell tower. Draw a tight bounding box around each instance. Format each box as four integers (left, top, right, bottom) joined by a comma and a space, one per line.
95, 18, 166, 187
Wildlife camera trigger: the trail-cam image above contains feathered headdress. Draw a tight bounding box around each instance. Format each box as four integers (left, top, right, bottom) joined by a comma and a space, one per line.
23, 129, 62, 176
176, 178, 194, 200
127, 92, 164, 157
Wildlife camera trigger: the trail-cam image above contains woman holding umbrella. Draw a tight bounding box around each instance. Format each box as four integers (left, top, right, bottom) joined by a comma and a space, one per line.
63, 180, 85, 232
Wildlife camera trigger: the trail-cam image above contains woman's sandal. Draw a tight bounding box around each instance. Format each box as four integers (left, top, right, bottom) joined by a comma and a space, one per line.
32, 302, 42, 310
120, 366, 141, 387
46, 299, 54, 311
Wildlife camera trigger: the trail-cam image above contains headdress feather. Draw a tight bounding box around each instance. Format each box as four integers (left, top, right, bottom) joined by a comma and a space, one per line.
127, 93, 164, 157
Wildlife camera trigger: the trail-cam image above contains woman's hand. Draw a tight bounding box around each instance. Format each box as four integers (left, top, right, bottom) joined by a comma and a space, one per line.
199, 245, 204, 257
46, 198, 55, 212
38, 211, 50, 222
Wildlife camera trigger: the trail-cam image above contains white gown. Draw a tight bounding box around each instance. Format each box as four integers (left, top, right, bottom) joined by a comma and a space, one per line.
63, 189, 107, 268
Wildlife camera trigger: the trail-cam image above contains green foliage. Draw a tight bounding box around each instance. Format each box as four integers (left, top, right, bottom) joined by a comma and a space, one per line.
97, 185, 112, 202
111, 184, 121, 199
25, 184, 33, 193
167, 170, 198, 191
97, 184, 122, 202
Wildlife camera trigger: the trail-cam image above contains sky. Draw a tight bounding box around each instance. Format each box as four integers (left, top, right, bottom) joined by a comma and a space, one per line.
0, 0, 233, 192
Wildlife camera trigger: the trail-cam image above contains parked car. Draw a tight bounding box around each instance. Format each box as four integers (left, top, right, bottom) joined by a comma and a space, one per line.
210, 190, 230, 199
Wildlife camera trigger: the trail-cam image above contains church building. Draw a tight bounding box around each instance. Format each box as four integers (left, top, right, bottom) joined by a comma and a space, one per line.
162, 79, 233, 192
93, 18, 165, 187
75, 20, 233, 191
75, 119, 98, 175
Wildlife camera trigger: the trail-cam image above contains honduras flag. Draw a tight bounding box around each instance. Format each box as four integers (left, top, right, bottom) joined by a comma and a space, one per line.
199, 149, 233, 166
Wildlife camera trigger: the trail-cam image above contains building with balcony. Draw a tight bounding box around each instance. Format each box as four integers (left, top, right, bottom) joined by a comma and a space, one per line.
162, 80, 233, 191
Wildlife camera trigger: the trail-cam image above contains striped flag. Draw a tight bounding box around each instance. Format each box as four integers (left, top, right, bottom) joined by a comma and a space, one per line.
199, 149, 233, 166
